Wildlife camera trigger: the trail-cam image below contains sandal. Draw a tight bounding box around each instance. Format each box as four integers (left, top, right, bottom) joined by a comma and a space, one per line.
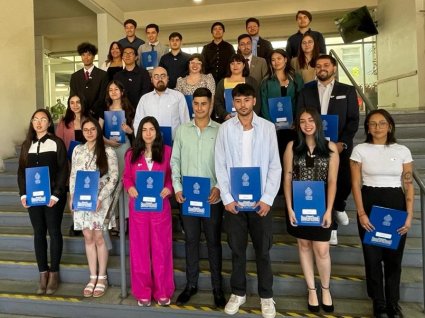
93, 275, 108, 298
83, 275, 97, 297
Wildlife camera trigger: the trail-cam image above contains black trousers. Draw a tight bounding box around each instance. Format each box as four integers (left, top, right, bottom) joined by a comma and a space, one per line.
28, 193, 66, 272
225, 210, 273, 298
182, 201, 224, 290
358, 186, 407, 306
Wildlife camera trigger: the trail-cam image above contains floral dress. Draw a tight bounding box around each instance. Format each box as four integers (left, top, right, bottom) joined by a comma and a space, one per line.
70, 143, 119, 230
175, 73, 216, 96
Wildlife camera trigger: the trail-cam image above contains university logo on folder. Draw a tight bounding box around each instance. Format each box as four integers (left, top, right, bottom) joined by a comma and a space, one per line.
321, 115, 339, 142
268, 96, 293, 130
292, 181, 325, 226
184, 95, 195, 118
104, 110, 126, 143
182, 176, 211, 217
159, 126, 172, 146
363, 205, 407, 250
141, 51, 158, 70
25, 166, 51, 206
72, 170, 100, 212
135, 171, 164, 212
67, 140, 81, 160
224, 89, 236, 116
230, 167, 261, 212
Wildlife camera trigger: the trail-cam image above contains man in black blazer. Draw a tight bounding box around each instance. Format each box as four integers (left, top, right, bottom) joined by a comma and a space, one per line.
69, 42, 108, 119
245, 18, 273, 60
298, 54, 359, 245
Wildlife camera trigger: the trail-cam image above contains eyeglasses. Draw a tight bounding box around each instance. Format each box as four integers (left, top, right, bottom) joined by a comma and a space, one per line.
123, 51, 135, 56
83, 127, 97, 133
302, 40, 314, 45
189, 61, 202, 66
32, 118, 48, 123
152, 74, 167, 80
368, 121, 389, 129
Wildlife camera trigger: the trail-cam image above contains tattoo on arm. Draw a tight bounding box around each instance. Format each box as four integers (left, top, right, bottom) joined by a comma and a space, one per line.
403, 172, 413, 184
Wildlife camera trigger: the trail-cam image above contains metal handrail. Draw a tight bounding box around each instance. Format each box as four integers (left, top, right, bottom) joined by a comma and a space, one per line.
330, 49, 425, 310
377, 70, 417, 84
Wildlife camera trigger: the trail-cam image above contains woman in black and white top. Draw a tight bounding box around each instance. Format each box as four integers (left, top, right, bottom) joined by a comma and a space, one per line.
350, 109, 414, 318
17, 109, 68, 295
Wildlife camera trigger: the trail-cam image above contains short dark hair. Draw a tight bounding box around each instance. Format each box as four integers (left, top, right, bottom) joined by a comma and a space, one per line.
77, 42, 97, 56
232, 83, 255, 98
245, 17, 260, 27
193, 87, 212, 100
123, 19, 137, 28
237, 33, 252, 43
187, 53, 205, 74
146, 23, 159, 33
226, 53, 250, 78
364, 109, 396, 145
169, 32, 182, 40
316, 54, 337, 66
123, 45, 138, 56
296, 10, 312, 21
211, 21, 225, 33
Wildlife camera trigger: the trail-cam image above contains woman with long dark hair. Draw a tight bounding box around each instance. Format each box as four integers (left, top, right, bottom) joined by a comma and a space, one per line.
17, 109, 68, 295
283, 107, 339, 313
101, 41, 125, 81
122, 116, 174, 307
350, 109, 414, 318
69, 117, 118, 298
291, 32, 320, 84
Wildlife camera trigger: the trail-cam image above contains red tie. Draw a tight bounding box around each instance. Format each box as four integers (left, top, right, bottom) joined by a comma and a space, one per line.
85, 71, 90, 80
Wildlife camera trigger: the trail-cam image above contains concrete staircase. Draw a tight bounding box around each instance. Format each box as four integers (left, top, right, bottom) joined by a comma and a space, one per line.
0, 111, 424, 318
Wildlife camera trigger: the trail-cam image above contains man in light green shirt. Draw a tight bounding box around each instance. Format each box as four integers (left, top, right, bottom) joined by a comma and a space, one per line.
170, 87, 225, 308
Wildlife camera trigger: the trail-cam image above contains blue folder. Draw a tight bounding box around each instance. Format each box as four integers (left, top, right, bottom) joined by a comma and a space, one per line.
135, 171, 164, 212
160, 126, 172, 146
104, 110, 126, 143
224, 89, 236, 116
268, 96, 293, 130
141, 51, 158, 70
292, 180, 326, 226
363, 205, 407, 250
25, 166, 51, 206
184, 95, 195, 118
72, 171, 100, 212
321, 115, 339, 142
67, 140, 81, 160
182, 176, 211, 217
230, 167, 261, 212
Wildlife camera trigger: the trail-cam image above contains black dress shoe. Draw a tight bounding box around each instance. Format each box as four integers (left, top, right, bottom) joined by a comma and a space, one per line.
320, 285, 334, 313
176, 286, 197, 305
307, 288, 319, 313
373, 303, 388, 318
213, 289, 226, 308
387, 303, 403, 318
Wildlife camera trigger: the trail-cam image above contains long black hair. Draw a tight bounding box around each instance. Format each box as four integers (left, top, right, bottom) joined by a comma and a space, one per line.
81, 117, 109, 176
105, 80, 135, 126
106, 41, 123, 63
225, 53, 250, 78
364, 109, 396, 145
63, 94, 86, 128
293, 107, 331, 159
296, 32, 320, 69
131, 116, 164, 164
19, 109, 55, 168
267, 48, 296, 81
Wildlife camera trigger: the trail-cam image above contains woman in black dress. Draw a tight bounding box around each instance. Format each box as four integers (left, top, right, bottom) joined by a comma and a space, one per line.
283, 107, 339, 313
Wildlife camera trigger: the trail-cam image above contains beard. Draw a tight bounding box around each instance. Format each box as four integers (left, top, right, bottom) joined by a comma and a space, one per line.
316, 70, 334, 82
155, 81, 167, 92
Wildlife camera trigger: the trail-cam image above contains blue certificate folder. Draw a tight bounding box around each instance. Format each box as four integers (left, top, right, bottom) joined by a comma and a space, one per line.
67, 140, 81, 160
292, 181, 326, 226
25, 166, 51, 206
72, 171, 100, 211
268, 96, 293, 130
141, 51, 158, 70
224, 89, 236, 115
104, 111, 125, 143
135, 171, 164, 212
182, 176, 211, 217
363, 206, 407, 250
160, 126, 172, 146
230, 167, 261, 212
321, 115, 339, 142
184, 95, 194, 118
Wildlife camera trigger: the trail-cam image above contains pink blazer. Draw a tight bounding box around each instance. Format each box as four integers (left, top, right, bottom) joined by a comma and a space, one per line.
56, 119, 75, 150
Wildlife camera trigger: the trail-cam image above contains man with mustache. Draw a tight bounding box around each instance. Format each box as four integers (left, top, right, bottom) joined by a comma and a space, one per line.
133, 66, 190, 138
297, 54, 359, 245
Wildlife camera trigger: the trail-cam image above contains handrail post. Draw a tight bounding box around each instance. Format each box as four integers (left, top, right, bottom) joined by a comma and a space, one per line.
119, 189, 127, 298
421, 187, 425, 312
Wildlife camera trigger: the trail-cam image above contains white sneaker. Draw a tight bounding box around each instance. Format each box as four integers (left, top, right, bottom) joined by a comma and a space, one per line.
224, 294, 246, 315
335, 210, 349, 225
329, 230, 338, 245
261, 298, 276, 318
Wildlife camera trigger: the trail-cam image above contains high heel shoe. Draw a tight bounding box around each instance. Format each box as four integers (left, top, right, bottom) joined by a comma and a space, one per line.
321, 285, 334, 313
307, 287, 320, 312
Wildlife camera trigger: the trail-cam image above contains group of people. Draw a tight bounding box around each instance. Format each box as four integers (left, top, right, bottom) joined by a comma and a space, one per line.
16, 9, 414, 318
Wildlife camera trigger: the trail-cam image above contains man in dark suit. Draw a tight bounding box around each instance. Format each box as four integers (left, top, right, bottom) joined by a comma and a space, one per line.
69, 42, 108, 119
298, 54, 359, 245
245, 17, 273, 60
